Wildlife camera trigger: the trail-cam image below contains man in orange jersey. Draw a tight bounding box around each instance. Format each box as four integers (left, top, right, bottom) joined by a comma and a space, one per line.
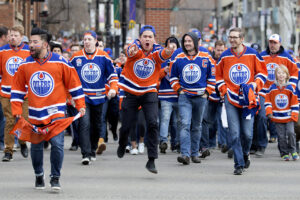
117, 25, 175, 174
11, 27, 85, 191
0, 25, 30, 161
253, 34, 298, 157
216, 28, 268, 175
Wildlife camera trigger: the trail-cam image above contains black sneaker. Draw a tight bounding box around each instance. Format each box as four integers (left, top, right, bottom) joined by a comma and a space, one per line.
255, 147, 265, 157
117, 145, 126, 158
81, 157, 90, 165
177, 156, 190, 165
145, 159, 158, 174
50, 177, 61, 191
200, 149, 210, 158
35, 175, 45, 190
191, 156, 201, 163
227, 149, 233, 159
2, 152, 13, 162
234, 167, 243, 175
159, 142, 168, 154
221, 145, 229, 153
244, 154, 251, 169
20, 144, 28, 158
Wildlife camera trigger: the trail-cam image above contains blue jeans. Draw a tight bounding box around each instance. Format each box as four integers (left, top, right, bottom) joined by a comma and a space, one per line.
268, 119, 277, 139
178, 94, 207, 157
225, 96, 254, 169
159, 100, 179, 143
201, 100, 219, 149
170, 111, 179, 147
252, 96, 268, 149
78, 102, 103, 158
31, 132, 64, 177
0, 103, 5, 148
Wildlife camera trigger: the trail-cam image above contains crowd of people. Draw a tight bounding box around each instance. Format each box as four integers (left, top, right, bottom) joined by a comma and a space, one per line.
0, 23, 300, 191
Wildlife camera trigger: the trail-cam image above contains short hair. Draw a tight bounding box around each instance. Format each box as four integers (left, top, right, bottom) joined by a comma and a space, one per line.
214, 40, 226, 47
275, 64, 290, 82
11, 25, 24, 35
31, 27, 52, 43
0, 25, 8, 37
229, 28, 244, 38
70, 43, 81, 50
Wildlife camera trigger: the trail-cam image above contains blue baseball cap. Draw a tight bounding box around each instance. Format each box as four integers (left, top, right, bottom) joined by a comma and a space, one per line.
139, 25, 156, 36
104, 47, 113, 58
191, 29, 201, 40
84, 30, 97, 39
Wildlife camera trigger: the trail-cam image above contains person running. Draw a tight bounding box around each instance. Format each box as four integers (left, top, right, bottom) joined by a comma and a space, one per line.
158, 36, 180, 154
11, 27, 85, 191
70, 31, 118, 164
170, 31, 215, 165
265, 64, 299, 161
117, 25, 175, 174
0, 25, 30, 161
216, 28, 268, 175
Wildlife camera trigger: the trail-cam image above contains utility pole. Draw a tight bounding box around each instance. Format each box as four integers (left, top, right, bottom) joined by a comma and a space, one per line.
121, 0, 127, 48
105, 0, 111, 47
96, 0, 99, 32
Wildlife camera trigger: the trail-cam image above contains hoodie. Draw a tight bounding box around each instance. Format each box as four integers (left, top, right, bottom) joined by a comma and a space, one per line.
181, 32, 199, 56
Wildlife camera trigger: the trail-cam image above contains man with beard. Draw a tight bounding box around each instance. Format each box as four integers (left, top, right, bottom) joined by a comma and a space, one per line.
117, 25, 175, 173
11, 27, 85, 191
0, 25, 30, 161
216, 28, 268, 175
252, 34, 298, 157
170, 32, 215, 165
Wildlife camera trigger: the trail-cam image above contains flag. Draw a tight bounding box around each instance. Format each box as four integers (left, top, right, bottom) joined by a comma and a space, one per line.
114, 0, 121, 29
129, 0, 136, 29
10, 113, 81, 144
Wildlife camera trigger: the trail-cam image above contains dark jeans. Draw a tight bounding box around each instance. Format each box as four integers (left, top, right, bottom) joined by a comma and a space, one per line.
119, 92, 159, 159
66, 105, 79, 146
78, 102, 103, 158
0, 102, 5, 148
106, 96, 120, 139
31, 129, 64, 177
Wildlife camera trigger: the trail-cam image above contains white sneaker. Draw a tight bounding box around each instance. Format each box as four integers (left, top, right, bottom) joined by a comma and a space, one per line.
90, 156, 96, 162
138, 143, 145, 154
125, 145, 131, 153
130, 148, 138, 155
81, 157, 90, 165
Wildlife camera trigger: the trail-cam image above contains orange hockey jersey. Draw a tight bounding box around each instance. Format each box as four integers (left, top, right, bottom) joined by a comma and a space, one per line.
11, 52, 85, 125
118, 41, 171, 95
265, 83, 299, 123
0, 43, 30, 98
260, 50, 298, 97
216, 46, 268, 108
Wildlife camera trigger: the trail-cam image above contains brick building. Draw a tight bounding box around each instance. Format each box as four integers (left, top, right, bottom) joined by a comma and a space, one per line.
144, 0, 171, 44
0, 0, 43, 37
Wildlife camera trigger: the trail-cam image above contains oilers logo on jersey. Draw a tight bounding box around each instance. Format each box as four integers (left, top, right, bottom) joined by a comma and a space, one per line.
6, 56, 23, 76
182, 64, 201, 84
30, 71, 54, 97
81, 63, 101, 84
266, 63, 278, 81
133, 58, 155, 79
229, 63, 250, 85
275, 94, 289, 109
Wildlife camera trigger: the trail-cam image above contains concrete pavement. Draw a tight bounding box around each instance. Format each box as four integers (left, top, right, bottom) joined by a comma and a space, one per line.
1, 135, 300, 200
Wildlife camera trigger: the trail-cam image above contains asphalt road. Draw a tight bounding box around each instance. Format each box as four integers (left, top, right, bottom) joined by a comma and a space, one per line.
1, 135, 300, 200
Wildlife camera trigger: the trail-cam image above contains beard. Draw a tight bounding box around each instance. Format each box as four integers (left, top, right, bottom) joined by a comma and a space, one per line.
30, 48, 41, 59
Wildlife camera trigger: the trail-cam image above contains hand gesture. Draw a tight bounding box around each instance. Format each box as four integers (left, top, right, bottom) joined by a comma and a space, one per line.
165, 43, 176, 55
128, 44, 138, 57
164, 66, 170, 74
79, 108, 86, 117
107, 89, 117, 99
